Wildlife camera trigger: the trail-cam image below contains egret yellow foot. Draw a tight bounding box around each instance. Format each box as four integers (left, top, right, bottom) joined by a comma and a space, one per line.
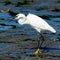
34, 48, 44, 58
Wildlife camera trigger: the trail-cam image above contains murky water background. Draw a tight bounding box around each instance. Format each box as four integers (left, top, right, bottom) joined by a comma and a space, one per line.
0, 0, 60, 60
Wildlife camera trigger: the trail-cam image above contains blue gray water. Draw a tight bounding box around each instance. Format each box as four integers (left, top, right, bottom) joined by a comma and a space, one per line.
0, 0, 60, 60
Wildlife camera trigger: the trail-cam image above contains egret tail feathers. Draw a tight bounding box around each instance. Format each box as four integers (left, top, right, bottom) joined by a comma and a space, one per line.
48, 26, 56, 33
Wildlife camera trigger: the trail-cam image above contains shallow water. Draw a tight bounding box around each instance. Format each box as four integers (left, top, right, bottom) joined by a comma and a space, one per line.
0, 0, 60, 60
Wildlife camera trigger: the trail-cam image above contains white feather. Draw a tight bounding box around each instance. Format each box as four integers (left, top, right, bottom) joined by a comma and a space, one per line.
27, 13, 56, 33
15, 13, 56, 33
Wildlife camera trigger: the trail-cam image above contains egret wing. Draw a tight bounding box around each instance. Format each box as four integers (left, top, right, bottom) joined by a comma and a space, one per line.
27, 13, 56, 33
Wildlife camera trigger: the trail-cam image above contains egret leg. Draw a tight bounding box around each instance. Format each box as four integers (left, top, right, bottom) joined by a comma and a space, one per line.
34, 34, 44, 58
38, 34, 45, 48
37, 37, 40, 48
40, 34, 45, 47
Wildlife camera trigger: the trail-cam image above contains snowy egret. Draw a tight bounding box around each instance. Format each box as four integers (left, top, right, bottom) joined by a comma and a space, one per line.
15, 13, 56, 54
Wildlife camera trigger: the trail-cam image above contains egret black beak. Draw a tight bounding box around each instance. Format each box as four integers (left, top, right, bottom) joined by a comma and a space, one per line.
16, 14, 19, 17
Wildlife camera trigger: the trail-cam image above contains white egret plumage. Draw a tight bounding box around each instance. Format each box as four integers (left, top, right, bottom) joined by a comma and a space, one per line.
15, 13, 56, 33
15, 13, 56, 55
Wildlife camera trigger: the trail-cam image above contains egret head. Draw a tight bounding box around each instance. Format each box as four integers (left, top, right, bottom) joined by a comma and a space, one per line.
15, 14, 27, 25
